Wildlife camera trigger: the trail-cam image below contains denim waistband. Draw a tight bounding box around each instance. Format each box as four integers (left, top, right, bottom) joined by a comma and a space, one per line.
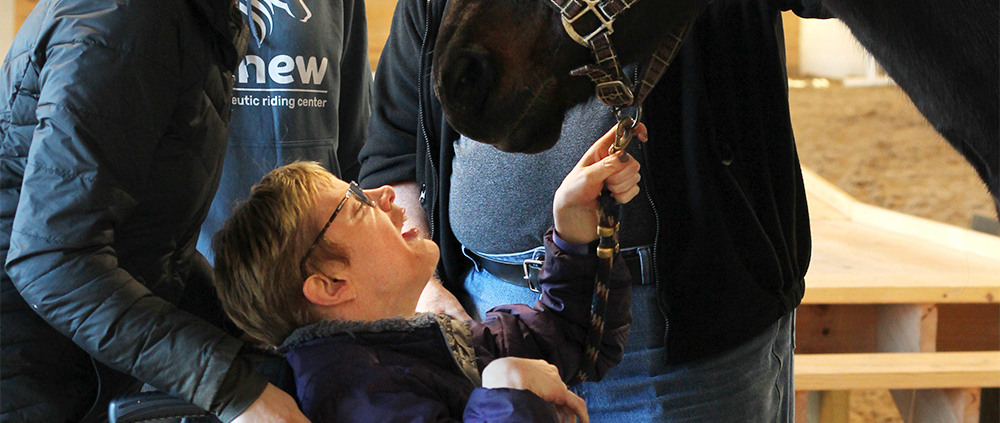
462, 244, 654, 287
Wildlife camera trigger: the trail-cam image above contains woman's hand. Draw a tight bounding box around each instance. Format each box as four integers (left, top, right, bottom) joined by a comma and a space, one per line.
232, 383, 311, 423
482, 357, 589, 423
553, 122, 647, 245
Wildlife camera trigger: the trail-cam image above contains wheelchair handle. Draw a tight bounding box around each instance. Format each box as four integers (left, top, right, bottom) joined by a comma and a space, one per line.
108, 391, 215, 423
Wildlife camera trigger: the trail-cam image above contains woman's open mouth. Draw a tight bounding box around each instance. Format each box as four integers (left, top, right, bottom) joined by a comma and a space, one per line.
402, 227, 421, 241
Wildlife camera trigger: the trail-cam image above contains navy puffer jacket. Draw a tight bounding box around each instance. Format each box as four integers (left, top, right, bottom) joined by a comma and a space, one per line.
0, 0, 267, 421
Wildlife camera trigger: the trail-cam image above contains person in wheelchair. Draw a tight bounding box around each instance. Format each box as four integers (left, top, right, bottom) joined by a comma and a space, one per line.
210, 124, 645, 423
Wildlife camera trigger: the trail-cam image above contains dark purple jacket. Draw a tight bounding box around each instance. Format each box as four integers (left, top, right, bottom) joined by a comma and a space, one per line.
279, 230, 631, 422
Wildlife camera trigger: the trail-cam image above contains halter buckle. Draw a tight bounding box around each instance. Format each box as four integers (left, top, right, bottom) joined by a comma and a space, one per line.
595, 81, 634, 108
560, 0, 615, 47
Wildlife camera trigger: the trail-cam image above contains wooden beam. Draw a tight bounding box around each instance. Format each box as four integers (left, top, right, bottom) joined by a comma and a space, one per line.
795, 352, 1000, 391
796, 305, 880, 354
802, 278, 999, 304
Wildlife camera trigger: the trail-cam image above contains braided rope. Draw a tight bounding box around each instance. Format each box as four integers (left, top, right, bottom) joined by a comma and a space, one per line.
576, 189, 621, 383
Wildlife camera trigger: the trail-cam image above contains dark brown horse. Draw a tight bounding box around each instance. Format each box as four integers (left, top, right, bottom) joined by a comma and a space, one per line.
431, 0, 1000, 205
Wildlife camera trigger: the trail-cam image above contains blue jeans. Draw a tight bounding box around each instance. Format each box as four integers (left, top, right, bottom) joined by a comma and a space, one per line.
462, 247, 795, 422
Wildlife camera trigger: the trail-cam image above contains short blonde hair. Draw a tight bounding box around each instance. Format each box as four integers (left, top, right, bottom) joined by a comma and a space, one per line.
212, 162, 348, 346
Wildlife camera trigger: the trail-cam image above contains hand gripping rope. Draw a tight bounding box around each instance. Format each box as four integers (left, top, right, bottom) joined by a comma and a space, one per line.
545, 0, 696, 383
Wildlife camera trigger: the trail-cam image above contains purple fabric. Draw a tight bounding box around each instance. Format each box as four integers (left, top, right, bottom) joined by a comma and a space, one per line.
464, 388, 560, 422
551, 231, 589, 256
283, 231, 631, 422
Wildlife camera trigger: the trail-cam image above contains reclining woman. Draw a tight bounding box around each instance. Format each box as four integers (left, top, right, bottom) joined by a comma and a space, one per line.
210, 124, 647, 422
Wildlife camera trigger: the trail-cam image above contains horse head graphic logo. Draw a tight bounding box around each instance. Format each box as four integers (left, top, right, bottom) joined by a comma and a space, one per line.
240, 0, 313, 46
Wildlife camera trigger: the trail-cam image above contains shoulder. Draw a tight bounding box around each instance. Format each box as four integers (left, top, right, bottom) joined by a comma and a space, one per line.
38, 0, 208, 64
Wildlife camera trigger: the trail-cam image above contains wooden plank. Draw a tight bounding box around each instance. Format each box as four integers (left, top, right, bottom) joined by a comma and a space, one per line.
796, 303, 1000, 354
803, 166, 1000, 262
849, 201, 1000, 262
807, 218, 1000, 288
802, 276, 999, 304
794, 351, 1000, 391
802, 167, 857, 220
796, 305, 880, 354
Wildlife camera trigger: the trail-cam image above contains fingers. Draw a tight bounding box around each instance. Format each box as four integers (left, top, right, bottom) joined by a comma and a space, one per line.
555, 406, 578, 423
581, 150, 630, 188
632, 122, 648, 144
577, 121, 647, 189
611, 184, 641, 204
552, 390, 588, 423
577, 124, 622, 167
577, 148, 641, 203
605, 164, 641, 203
565, 391, 588, 423
582, 121, 647, 167
604, 153, 640, 187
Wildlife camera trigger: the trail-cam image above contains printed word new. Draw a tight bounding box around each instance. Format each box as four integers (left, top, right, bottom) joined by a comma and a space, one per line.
238, 55, 328, 85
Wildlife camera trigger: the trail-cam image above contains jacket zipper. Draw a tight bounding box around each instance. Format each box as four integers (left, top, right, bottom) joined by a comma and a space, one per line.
419, 0, 438, 239
632, 65, 668, 357
639, 133, 667, 358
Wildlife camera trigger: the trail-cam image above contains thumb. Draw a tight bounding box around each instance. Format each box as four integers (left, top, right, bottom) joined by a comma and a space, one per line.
577, 124, 621, 168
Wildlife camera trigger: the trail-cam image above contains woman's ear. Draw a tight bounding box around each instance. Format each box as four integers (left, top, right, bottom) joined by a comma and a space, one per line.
303, 271, 356, 307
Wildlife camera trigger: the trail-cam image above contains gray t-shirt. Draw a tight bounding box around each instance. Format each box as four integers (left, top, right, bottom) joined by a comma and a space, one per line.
450, 98, 656, 254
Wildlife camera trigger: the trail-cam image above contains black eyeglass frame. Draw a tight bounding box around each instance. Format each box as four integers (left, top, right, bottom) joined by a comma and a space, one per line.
299, 181, 374, 279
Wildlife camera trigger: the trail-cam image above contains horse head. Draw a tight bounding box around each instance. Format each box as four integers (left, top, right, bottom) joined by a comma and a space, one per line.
432, 0, 707, 153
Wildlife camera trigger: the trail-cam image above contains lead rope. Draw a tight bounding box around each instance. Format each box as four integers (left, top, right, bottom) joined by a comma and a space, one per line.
571, 16, 695, 383
574, 113, 638, 383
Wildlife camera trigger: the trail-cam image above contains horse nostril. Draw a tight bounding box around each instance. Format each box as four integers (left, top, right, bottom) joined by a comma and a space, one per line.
441, 49, 494, 112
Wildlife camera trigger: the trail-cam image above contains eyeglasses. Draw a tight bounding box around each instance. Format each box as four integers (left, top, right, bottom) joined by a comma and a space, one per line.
299, 182, 375, 279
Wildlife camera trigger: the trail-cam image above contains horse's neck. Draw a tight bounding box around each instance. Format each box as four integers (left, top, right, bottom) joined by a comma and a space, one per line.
823, 0, 999, 196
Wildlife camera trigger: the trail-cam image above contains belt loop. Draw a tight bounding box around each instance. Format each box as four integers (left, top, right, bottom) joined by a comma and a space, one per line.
637, 244, 652, 286
619, 244, 653, 286
461, 245, 483, 272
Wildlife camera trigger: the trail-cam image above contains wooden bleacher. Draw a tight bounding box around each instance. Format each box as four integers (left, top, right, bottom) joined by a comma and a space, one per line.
796, 167, 1000, 423
796, 352, 1000, 391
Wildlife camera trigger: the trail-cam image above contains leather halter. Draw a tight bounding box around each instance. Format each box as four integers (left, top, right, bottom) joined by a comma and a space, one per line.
543, 0, 694, 383
544, 0, 692, 117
